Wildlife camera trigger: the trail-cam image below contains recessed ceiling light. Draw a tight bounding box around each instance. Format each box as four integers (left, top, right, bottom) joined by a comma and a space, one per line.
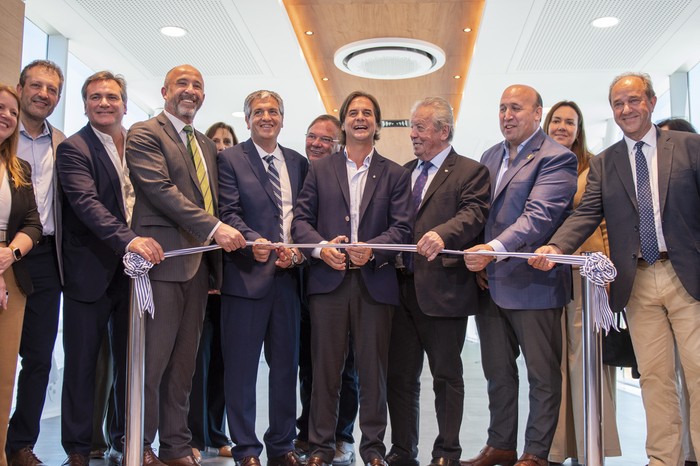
305, 30, 314, 36
332, 108, 338, 113
591, 16, 619, 28
463, 27, 472, 33
231, 111, 245, 118
453, 75, 461, 79
322, 77, 329, 81
160, 26, 187, 37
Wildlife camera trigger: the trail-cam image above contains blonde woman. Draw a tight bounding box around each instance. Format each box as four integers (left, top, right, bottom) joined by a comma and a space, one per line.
0, 84, 42, 466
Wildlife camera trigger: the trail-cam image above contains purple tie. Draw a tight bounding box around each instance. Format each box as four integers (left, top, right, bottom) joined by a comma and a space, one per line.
412, 161, 432, 212
634, 141, 659, 264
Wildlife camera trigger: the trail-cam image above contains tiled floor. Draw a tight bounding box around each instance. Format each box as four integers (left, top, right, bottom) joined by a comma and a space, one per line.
32, 340, 647, 466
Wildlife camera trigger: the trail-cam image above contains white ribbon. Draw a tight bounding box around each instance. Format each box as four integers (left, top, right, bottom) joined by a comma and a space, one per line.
123, 242, 617, 331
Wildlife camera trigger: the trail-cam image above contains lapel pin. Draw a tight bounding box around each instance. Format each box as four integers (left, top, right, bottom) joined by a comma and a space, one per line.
444, 169, 449, 172
526, 153, 534, 160
372, 175, 376, 179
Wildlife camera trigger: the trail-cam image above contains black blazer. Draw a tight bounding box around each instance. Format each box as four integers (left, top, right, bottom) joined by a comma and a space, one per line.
6, 159, 43, 295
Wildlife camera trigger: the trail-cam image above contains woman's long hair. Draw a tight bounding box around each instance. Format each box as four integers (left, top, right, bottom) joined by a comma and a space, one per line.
0, 85, 30, 188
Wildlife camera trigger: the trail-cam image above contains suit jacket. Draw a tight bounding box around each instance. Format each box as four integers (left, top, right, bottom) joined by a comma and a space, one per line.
56, 124, 137, 302
406, 149, 490, 317
292, 149, 412, 306
550, 127, 700, 312
5, 160, 43, 295
482, 128, 577, 310
126, 112, 222, 286
50, 124, 66, 285
217, 138, 308, 299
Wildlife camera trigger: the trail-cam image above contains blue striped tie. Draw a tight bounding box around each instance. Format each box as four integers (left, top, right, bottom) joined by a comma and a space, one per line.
264, 155, 285, 242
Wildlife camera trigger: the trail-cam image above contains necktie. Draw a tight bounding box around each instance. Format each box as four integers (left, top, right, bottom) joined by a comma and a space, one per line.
183, 125, 214, 215
405, 161, 433, 272
634, 141, 659, 264
264, 155, 285, 242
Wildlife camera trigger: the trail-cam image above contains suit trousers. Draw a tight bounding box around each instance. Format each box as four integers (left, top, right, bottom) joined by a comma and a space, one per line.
549, 269, 621, 462
387, 273, 467, 460
61, 270, 129, 455
222, 270, 300, 460
625, 259, 700, 466
475, 298, 562, 459
143, 262, 209, 460
7, 240, 62, 454
298, 299, 359, 444
189, 293, 231, 449
308, 270, 394, 464
0, 259, 26, 466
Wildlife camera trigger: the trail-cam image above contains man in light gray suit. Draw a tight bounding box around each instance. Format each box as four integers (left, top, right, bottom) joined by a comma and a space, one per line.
126, 64, 246, 466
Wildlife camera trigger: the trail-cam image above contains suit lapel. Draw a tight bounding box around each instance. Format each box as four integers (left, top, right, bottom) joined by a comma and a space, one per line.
85, 125, 127, 220
656, 130, 673, 218
419, 151, 456, 214
493, 129, 544, 201
611, 139, 638, 212
158, 113, 201, 194
243, 139, 277, 207
333, 152, 351, 211
281, 145, 300, 203
359, 150, 385, 220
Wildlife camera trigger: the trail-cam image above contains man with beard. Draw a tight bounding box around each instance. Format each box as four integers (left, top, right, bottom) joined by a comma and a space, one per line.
125, 64, 245, 466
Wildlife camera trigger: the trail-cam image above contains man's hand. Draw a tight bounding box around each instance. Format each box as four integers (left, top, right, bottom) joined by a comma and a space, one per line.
464, 244, 495, 272
347, 242, 373, 267
320, 235, 348, 271
274, 245, 293, 268
528, 245, 562, 271
475, 270, 489, 290
128, 237, 165, 264
252, 238, 275, 263
416, 231, 444, 261
213, 224, 246, 252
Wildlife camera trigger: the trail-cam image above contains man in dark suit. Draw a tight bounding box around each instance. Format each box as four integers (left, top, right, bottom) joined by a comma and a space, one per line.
217, 90, 308, 466
8, 60, 66, 466
463, 85, 577, 466
56, 71, 164, 466
126, 64, 246, 466
386, 97, 490, 466
531, 72, 700, 466
292, 91, 412, 466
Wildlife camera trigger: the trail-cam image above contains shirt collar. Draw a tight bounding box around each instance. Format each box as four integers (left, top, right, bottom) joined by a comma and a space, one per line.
91, 125, 126, 146
344, 147, 373, 168
419, 145, 451, 171
501, 128, 539, 157
164, 110, 190, 135
624, 125, 657, 153
254, 141, 281, 161
19, 120, 51, 140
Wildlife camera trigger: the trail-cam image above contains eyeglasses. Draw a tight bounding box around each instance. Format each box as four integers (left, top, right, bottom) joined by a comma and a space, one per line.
305, 133, 338, 145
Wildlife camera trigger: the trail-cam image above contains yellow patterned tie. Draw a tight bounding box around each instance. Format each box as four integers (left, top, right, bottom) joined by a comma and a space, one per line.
184, 125, 214, 215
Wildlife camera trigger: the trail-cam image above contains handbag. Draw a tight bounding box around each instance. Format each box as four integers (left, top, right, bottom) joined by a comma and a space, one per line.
602, 311, 640, 378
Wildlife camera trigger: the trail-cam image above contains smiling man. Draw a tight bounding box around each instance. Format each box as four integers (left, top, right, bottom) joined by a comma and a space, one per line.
56, 71, 164, 466
126, 64, 246, 466
216, 90, 308, 466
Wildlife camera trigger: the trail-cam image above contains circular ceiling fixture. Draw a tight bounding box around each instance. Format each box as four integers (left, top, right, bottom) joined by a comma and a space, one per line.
334, 38, 446, 80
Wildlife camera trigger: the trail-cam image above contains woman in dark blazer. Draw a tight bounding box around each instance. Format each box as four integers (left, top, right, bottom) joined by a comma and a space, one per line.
0, 84, 42, 466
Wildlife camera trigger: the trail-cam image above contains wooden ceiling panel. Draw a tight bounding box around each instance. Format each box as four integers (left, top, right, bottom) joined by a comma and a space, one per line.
283, 0, 485, 162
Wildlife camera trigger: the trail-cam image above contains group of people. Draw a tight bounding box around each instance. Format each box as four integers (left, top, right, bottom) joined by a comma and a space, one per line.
0, 57, 698, 466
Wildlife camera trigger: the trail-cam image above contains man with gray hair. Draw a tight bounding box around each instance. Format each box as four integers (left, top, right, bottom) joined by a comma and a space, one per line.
217, 90, 308, 466
531, 72, 700, 466
386, 97, 490, 466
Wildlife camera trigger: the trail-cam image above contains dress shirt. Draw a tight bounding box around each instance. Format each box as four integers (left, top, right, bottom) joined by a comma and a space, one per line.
345, 148, 373, 243
256, 142, 293, 243
624, 126, 668, 253
0, 171, 10, 229
18, 121, 55, 235
163, 110, 220, 240
91, 125, 135, 225
488, 129, 540, 255
411, 145, 451, 198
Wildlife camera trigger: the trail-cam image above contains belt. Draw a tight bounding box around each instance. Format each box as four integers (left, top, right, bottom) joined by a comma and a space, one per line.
37, 234, 55, 246
638, 251, 669, 264
397, 267, 413, 277
0, 230, 6, 242
347, 265, 361, 270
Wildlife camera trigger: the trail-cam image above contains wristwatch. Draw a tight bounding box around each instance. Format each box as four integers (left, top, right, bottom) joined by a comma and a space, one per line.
290, 252, 300, 267
10, 245, 22, 262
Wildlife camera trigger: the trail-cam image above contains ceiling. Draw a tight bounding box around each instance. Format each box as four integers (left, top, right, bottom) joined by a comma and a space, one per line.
23, 0, 700, 163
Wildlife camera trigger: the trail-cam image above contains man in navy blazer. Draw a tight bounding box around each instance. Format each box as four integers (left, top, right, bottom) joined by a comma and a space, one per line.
56, 72, 163, 466
532, 73, 700, 466
292, 91, 412, 466
463, 85, 577, 466
217, 90, 308, 466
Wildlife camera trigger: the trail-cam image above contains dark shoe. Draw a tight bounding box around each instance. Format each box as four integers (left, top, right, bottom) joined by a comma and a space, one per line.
218, 446, 233, 458
367, 459, 388, 466
513, 454, 547, 466
332, 442, 355, 466
429, 458, 460, 466
307, 456, 330, 466
107, 448, 123, 466
294, 439, 311, 461
237, 457, 263, 466
386, 452, 419, 466
686, 462, 698, 466
61, 453, 90, 466
162, 455, 200, 466
269, 451, 304, 466
461, 446, 517, 466
143, 448, 167, 466
8, 447, 46, 466
90, 449, 107, 459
